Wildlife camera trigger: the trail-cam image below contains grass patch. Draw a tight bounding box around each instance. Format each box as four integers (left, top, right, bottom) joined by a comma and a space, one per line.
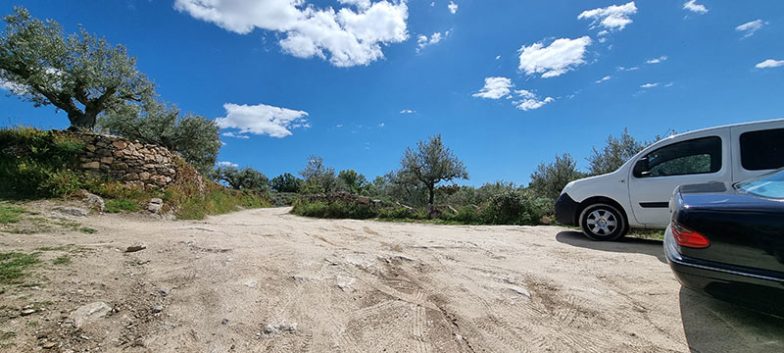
0, 252, 39, 285
105, 199, 140, 213
52, 255, 71, 265
0, 203, 25, 224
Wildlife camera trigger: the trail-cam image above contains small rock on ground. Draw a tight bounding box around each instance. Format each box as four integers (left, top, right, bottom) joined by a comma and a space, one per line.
69, 302, 112, 329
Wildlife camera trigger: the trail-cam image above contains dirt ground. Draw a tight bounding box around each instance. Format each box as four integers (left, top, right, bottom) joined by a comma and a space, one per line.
1, 207, 783, 353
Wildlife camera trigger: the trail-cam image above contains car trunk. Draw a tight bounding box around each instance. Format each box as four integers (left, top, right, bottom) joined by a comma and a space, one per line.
673, 188, 784, 277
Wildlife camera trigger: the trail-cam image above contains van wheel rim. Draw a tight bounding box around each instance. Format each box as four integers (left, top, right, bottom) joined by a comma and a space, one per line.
586, 209, 617, 235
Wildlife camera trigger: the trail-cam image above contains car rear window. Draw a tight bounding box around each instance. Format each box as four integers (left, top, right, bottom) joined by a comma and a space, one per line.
736, 169, 784, 199
740, 128, 784, 171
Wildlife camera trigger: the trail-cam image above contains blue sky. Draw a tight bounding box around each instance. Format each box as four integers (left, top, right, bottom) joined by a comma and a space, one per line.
1, 1, 783, 185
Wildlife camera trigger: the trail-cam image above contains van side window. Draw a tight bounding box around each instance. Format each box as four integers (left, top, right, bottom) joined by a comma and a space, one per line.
634, 136, 722, 178
740, 128, 784, 171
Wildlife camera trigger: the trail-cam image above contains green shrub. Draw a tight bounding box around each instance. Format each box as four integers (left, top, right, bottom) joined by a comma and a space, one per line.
292, 198, 377, 219
105, 199, 140, 213
475, 190, 553, 225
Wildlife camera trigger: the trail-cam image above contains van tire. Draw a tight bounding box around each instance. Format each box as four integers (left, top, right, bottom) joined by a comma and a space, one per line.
580, 204, 627, 241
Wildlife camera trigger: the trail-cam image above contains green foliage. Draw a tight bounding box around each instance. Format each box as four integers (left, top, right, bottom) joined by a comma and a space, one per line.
104, 199, 140, 213
0, 128, 86, 198
478, 190, 552, 225
0, 252, 39, 285
175, 188, 269, 220
588, 128, 647, 176
529, 153, 584, 200
212, 166, 269, 191
337, 169, 369, 194
300, 156, 338, 193
0, 203, 25, 224
79, 227, 97, 234
270, 173, 302, 193
292, 199, 378, 219
99, 103, 221, 173
0, 7, 154, 129
400, 135, 468, 212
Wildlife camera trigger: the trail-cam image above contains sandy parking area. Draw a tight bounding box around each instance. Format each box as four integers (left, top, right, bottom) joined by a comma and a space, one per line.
1, 207, 782, 352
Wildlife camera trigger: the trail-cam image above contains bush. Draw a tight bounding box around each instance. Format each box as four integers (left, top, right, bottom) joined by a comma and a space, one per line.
0, 128, 86, 198
478, 190, 553, 225
292, 198, 377, 219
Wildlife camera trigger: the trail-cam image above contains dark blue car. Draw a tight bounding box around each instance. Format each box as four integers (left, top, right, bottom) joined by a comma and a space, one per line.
665, 169, 784, 317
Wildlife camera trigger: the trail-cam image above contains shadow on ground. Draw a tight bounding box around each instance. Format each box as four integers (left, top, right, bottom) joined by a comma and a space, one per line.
555, 231, 666, 263
679, 286, 784, 353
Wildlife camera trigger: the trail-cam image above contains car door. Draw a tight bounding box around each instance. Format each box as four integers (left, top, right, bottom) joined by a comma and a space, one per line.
628, 129, 730, 227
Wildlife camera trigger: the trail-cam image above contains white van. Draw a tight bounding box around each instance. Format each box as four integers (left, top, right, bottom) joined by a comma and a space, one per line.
555, 118, 784, 240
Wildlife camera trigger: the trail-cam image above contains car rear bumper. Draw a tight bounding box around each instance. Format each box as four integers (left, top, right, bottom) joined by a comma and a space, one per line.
664, 226, 784, 316
555, 193, 579, 226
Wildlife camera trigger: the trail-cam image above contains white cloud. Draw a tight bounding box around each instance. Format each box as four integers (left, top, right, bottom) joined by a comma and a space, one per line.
378, 122, 385, 127
447, 1, 458, 14
216, 103, 310, 138
578, 2, 637, 31
513, 89, 554, 111
217, 161, 239, 168
222, 131, 251, 139
518, 36, 592, 78
400, 109, 415, 114
640, 82, 659, 89
596, 75, 612, 83
755, 59, 784, 69
0, 77, 28, 94
646, 55, 668, 64
495, 55, 501, 60
174, 0, 408, 67
683, 0, 708, 14
617, 65, 639, 71
736, 19, 766, 38
473, 77, 513, 99
417, 31, 449, 52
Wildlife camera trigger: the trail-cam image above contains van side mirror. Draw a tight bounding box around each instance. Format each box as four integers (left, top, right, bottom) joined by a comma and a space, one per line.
633, 158, 650, 178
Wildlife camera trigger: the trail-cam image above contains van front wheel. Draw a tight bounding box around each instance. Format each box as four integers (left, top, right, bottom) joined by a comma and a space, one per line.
580, 204, 626, 241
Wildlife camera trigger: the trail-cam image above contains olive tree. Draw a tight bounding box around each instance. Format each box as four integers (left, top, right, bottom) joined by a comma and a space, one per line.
99, 102, 221, 173
529, 153, 584, 199
587, 128, 646, 176
300, 156, 337, 193
270, 173, 303, 193
213, 166, 269, 191
400, 135, 468, 215
0, 7, 154, 129
337, 169, 368, 194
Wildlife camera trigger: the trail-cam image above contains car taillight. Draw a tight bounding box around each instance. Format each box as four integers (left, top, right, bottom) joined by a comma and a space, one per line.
672, 222, 710, 249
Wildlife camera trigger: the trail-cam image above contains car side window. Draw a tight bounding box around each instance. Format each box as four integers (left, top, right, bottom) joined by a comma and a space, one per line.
633, 136, 722, 178
739, 128, 784, 171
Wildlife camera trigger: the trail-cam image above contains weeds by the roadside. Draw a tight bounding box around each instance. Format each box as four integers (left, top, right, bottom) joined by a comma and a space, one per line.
0, 203, 25, 224
0, 252, 40, 285
105, 199, 140, 213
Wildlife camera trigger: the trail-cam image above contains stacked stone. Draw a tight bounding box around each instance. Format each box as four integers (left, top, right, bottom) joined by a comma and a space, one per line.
79, 135, 178, 188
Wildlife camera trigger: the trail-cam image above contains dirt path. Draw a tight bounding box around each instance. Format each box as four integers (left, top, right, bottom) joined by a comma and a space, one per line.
1, 207, 782, 352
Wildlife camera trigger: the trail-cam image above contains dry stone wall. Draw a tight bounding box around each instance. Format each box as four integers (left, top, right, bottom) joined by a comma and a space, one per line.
77, 134, 180, 189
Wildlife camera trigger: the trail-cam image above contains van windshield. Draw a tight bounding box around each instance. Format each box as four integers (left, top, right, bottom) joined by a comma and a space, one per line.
735, 169, 784, 200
